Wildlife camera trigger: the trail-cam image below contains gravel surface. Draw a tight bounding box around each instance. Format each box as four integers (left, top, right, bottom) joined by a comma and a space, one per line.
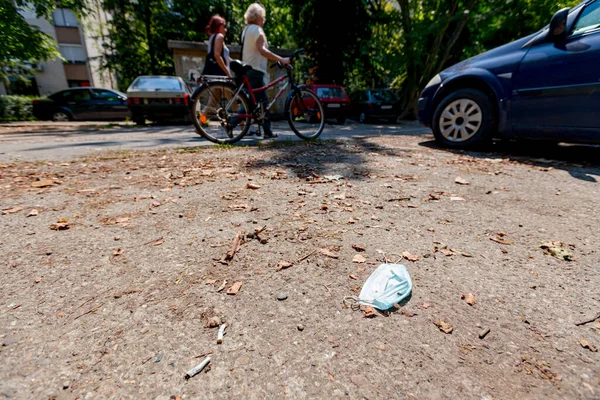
1, 134, 599, 399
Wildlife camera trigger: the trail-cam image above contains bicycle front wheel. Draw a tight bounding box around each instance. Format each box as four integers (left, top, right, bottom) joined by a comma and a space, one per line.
191, 82, 251, 144
286, 88, 325, 140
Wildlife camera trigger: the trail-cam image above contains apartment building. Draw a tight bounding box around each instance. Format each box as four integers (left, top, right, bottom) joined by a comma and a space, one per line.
0, 4, 116, 96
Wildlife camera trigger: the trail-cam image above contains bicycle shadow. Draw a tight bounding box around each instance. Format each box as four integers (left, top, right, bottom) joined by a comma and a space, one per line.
242, 137, 413, 183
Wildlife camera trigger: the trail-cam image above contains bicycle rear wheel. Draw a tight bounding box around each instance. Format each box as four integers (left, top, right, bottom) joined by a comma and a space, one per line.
286, 88, 325, 140
191, 82, 251, 144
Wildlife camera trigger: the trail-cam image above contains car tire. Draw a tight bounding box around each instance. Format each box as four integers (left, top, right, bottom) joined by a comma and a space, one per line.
359, 112, 369, 124
432, 88, 495, 149
52, 111, 72, 122
132, 114, 146, 125
336, 117, 346, 125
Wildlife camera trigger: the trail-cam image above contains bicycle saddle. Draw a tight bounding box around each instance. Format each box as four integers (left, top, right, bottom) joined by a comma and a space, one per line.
230, 59, 253, 77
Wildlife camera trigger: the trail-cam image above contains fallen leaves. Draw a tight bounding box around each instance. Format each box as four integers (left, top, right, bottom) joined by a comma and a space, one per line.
363, 306, 377, 318
490, 232, 514, 245
352, 244, 366, 252
455, 177, 470, 185
352, 254, 366, 263
461, 293, 476, 306
246, 183, 261, 190
540, 241, 574, 261
31, 179, 55, 188
26, 209, 39, 217
579, 338, 598, 352
434, 320, 453, 334
276, 261, 294, 271
402, 251, 420, 262
319, 248, 339, 259
50, 218, 70, 230
2, 207, 23, 215
226, 281, 242, 295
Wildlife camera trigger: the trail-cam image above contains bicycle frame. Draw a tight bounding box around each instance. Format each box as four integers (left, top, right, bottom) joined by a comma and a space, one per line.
222, 72, 294, 120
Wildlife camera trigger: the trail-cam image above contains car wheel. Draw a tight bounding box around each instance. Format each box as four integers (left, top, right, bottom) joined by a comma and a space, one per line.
359, 112, 369, 124
336, 117, 346, 125
52, 111, 71, 122
432, 88, 495, 149
132, 114, 146, 125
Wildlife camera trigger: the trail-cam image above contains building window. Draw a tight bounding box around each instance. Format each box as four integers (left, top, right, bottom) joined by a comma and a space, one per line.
53, 8, 78, 27
59, 44, 87, 64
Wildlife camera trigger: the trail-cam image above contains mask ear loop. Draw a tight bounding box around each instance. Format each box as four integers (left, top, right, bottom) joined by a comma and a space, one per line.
342, 296, 361, 311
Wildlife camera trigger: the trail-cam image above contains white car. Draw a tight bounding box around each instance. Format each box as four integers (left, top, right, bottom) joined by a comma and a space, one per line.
126, 76, 192, 125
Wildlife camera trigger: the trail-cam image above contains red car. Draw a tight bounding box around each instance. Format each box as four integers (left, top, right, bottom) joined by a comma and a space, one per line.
306, 84, 351, 124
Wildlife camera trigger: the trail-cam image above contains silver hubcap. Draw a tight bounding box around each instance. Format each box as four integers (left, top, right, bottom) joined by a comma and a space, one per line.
439, 99, 482, 142
53, 112, 69, 122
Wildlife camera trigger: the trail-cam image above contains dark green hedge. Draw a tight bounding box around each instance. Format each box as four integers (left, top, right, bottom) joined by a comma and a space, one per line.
0, 95, 41, 121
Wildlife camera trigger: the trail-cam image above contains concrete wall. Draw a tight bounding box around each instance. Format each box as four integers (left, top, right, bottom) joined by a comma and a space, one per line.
22, 10, 69, 95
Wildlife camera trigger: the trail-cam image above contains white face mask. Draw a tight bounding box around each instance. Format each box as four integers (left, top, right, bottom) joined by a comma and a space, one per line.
357, 264, 413, 310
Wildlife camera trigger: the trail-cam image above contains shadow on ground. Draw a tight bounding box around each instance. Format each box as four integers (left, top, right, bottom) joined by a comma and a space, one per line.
419, 139, 600, 183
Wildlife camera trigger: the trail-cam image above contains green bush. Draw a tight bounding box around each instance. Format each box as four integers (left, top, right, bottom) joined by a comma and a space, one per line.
0, 95, 41, 121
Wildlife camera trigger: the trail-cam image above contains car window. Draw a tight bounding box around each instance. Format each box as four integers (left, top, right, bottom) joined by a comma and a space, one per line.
372, 90, 397, 102
131, 77, 183, 91
91, 89, 120, 101
71, 90, 91, 101
317, 87, 346, 98
50, 90, 71, 101
572, 1, 600, 35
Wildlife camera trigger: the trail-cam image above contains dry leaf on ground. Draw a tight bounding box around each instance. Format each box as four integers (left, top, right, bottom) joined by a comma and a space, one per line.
216, 280, 227, 292
402, 251, 420, 262
2, 207, 24, 215
319, 248, 339, 259
276, 261, 293, 271
50, 221, 70, 230
352, 244, 366, 252
540, 241, 574, 261
205, 279, 217, 285
462, 293, 476, 306
434, 320, 453, 334
455, 177, 470, 185
352, 254, 366, 263
363, 306, 377, 318
490, 235, 515, 245
246, 183, 261, 190
349, 274, 358, 280
579, 338, 598, 352
227, 281, 242, 295
31, 180, 54, 188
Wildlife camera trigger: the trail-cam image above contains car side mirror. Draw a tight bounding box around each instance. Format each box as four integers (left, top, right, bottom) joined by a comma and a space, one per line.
548, 7, 570, 41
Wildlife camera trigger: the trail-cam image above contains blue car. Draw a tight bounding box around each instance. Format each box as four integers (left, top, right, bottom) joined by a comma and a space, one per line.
418, 0, 600, 148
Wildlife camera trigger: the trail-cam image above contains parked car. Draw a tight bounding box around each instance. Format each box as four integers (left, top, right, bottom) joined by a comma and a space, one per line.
126, 76, 192, 125
349, 89, 399, 123
418, 0, 600, 148
32, 87, 130, 121
306, 84, 351, 124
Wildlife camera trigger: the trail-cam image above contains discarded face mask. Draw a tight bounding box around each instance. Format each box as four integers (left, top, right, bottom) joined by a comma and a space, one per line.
356, 264, 413, 310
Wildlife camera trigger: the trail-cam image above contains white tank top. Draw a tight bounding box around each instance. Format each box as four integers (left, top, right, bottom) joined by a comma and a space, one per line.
242, 24, 267, 74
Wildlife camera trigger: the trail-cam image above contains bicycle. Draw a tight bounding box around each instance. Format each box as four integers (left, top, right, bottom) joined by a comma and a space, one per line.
190, 48, 325, 144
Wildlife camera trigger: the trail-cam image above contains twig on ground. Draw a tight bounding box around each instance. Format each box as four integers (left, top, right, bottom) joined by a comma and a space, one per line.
296, 249, 318, 264
73, 303, 104, 321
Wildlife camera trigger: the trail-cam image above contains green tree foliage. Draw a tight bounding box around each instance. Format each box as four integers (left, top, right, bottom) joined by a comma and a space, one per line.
0, 0, 87, 82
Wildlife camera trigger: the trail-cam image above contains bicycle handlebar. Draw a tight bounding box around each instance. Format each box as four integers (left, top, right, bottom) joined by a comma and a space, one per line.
271, 48, 306, 70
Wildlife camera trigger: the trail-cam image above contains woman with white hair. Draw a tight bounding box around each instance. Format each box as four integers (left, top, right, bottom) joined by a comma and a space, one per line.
241, 3, 290, 138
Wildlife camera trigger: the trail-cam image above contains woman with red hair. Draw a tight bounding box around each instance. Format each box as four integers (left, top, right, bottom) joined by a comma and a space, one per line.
202, 15, 231, 77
